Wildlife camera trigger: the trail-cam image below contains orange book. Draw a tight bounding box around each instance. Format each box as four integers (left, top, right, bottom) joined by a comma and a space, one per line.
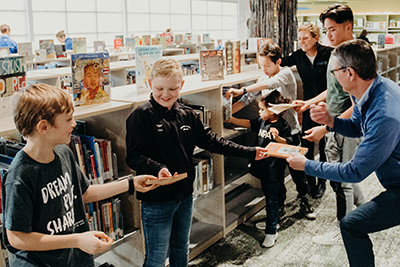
265, 143, 308, 159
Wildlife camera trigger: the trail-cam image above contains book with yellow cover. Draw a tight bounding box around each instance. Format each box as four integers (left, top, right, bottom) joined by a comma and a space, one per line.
265, 143, 308, 159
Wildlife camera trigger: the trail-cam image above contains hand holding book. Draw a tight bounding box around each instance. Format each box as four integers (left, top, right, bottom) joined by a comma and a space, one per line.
145, 172, 188, 185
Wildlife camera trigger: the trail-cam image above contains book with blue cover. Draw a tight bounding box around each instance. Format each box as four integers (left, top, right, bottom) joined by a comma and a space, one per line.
135, 45, 162, 93
71, 52, 111, 106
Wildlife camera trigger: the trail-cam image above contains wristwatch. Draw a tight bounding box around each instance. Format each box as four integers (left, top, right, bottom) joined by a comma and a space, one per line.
242, 87, 247, 95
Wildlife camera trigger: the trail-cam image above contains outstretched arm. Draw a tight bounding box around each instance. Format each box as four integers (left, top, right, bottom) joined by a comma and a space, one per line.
7, 229, 113, 255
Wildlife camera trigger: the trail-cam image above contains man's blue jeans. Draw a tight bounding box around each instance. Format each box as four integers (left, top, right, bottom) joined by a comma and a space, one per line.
340, 185, 400, 267
141, 194, 193, 267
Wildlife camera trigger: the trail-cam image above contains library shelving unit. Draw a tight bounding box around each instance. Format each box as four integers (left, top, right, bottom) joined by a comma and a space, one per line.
297, 13, 400, 37
374, 44, 400, 85
1, 61, 265, 266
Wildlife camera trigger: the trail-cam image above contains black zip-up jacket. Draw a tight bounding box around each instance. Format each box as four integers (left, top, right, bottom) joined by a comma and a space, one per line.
126, 96, 257, 202
281, 43, 333, 101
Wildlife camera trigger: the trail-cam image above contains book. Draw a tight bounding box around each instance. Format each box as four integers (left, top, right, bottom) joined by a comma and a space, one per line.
136, 37, 145, 46
199, 49, 225, 81
222, 90, 233, 121
142, 35, 151, 46
93, 41, 106, 52
114, 38, 123, 52
225, 40, 234, 75
39, 39, 55, 59
183, 33, 192, 44
145, 173, 188, 185
0, 55, 26, 119
203, 33, 211, 43
71, 52, 111, 106
125, 37, 136, 49
268, 103, 301, 114
72, 37, 87, 53
265, 143, 308, 159
151, 37, 160, 46
35, 49, 46, 61
18, 42, 34, 61
115, 35, 124, 45
232, 40, 241, 74
159, 37, 167, 50
378, 34, 385, 49
174, 34, 183, 45
135, 45, 162, 93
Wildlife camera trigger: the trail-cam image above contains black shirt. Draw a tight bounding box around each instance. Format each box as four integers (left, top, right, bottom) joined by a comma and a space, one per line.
281, 43, 333, 101
126, 96, 257, 202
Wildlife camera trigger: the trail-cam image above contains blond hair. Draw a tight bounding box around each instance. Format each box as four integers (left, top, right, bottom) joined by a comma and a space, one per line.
56, 30, 66, 38
298, 23, 320, 39
0, 24, 10, 34
12, 84, 74, 137
150, 58, 183, 80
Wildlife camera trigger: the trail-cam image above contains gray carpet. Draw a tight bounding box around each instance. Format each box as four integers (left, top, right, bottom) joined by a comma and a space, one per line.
189, 173, 400, 267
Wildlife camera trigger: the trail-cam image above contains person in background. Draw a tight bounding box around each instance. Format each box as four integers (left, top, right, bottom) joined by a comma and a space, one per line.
215, 39, 224, 50
226, 90, 300, 248
299, 4, 366, 246
288, 39, 400, 267
125, 58, 268, 267
225, 42, 316, 224
56, 30, 73, 51
281, 23, 334, 199
0, 24, 18, 54
357, 29, 370, 43
3, 83, 158, 267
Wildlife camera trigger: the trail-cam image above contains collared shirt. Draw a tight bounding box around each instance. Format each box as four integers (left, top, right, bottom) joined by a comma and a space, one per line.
126, 95, 256, 202
306, 75, 400, 188
0, 35, 18, 54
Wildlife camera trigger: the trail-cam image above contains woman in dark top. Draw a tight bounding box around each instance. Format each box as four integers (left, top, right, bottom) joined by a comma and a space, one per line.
281, 23, 333, 198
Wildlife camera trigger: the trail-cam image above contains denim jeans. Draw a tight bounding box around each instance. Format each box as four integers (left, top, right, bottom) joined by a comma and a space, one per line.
340, 185, 400, 267
260, 178, 281, 234
141, 194, 193, 267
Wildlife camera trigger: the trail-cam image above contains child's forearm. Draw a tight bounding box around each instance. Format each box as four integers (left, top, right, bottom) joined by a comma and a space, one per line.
7, 229, 112, 254
274, 136, 288, 144
228, 117, 251, 128
83, 180, 128, 203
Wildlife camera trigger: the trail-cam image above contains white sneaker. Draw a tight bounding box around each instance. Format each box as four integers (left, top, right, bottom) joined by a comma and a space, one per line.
262, 233, 278, 248
312, 229, 343, 245
255, 222, 280, 230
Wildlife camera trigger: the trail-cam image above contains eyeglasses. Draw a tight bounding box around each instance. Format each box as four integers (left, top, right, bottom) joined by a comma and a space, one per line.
330, 66, 348, 76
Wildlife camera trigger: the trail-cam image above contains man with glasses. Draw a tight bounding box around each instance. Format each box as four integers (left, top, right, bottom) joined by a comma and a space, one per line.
295, 4, 366, 246
288, 38, 400, 267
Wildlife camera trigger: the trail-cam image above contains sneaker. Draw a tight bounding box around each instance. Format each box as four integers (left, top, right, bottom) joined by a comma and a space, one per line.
300, 198, 316, 220
312, 229, 343, 245
255, 222, 280, 230
262, 233, 278, 248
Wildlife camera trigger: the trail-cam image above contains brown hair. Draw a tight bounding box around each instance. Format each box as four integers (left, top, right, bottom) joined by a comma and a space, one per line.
257, 42, 282, 64
150, 57, 183, 80
298, 23, 320, 39
12, 84, 74, 137
56, 30, 66, 38
0, 24, 10, 34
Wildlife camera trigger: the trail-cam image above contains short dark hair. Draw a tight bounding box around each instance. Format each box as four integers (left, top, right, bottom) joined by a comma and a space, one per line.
332, 39, 377, 81
258, 89, 290, 107
319, 4, 353, 25
257, 42, 281, 64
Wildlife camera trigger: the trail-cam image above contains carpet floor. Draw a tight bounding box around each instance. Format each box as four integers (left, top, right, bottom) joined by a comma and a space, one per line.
189, 173, 400, 267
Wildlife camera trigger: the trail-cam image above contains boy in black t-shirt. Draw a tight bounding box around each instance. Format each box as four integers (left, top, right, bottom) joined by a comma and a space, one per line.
3, 84, 158, 267
226, 90, 300, 248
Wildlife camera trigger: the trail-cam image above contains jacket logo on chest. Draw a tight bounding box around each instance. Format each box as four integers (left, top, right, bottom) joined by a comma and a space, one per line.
180, 125, 191, 131
156, 124, 163, 132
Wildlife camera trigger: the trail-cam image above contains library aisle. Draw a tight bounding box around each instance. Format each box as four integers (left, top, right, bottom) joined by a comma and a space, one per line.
189, 172, 400, 267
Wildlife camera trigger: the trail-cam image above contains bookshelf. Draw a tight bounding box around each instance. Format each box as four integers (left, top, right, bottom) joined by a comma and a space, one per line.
297, 13, 400, 38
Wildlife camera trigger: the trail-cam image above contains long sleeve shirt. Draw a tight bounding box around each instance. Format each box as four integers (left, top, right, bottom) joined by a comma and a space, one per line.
239, 67, 301, 135
305, 75, 400, 189
126, 96, 257, 202
281, 43, 333, 101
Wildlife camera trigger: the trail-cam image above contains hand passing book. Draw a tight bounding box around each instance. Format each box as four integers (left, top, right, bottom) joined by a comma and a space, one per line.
145, 173, 188, 185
